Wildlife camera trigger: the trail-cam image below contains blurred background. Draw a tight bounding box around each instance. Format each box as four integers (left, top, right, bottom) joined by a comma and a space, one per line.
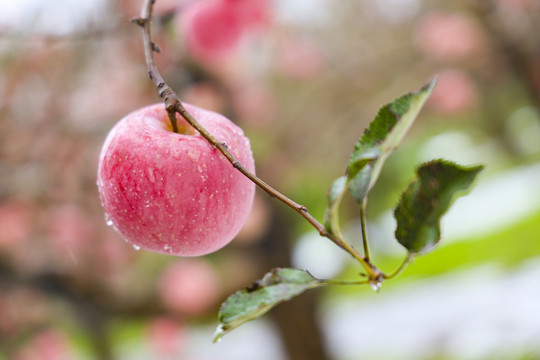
1, 0, 540, 359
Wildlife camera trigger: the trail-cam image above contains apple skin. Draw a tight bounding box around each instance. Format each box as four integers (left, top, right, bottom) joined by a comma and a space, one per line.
97, 103, 255, 256
178, 0, 272, 62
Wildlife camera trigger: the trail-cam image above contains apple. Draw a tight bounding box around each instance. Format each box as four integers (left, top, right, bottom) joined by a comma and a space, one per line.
428, 69, 479, 114
12, 329, 73, 360
147, 316, 186, 357
0, 200, 31, 250
97, 102, 255, 256
177, 0, 272, 62
179, 0, 245, 61
158, 259, 221, 315
224, 0, 272, 28
414, 11, 485, 60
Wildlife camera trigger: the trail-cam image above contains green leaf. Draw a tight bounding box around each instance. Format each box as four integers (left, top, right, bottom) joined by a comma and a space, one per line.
394, 160, 484, 254
347, 78, 437, 205
324, 176, 347, 234
214, 268, 321, 343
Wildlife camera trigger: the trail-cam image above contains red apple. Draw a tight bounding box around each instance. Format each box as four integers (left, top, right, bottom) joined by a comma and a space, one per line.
12, 329, 73, 360
177, 0, 272, 63
147, 316, 186, 357
414, 11, 485, 60
0, 200, 31, 250
179, 0, 245, 61
97, 103, 255, 256
158, 259, 221, 315
428, 69, 479, 114
224, 0, 272, 28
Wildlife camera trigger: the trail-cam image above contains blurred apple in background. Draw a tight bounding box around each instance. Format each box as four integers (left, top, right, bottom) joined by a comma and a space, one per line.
0, 200, 31, 250
224, 0, 272, 28
177, 0, 271, 62
414, 11, 486, 60
11, 329, 73, 360
179, 0, 245, 60
147, 316, 186, 357
157, 259, 221, 315
428, 69, 479, 114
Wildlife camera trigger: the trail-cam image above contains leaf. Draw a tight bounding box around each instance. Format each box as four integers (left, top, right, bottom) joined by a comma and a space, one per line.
347, 78, 437, 205
324, 176, 347, 234
214, 268, 321, 343
394, 160, 483, 254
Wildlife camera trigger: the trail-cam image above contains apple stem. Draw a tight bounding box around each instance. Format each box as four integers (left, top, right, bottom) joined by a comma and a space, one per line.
166, 110, 179, 133
135, 0, 383, 281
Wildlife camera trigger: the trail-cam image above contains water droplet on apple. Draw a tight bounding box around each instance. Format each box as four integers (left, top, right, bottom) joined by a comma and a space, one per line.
105, 214, 114, 227
133, 244, 141, 251
147, 167, 155, 183
145, 200, 150, 207
163, 244, 172, 253
188, 149, 200, 161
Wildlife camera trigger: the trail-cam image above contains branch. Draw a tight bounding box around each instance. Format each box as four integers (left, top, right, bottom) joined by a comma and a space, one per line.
134, 0, 382, 281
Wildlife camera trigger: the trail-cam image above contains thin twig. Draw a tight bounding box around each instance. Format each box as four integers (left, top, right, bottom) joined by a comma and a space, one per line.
135, 0, 382, 281
383, 253, 412, 280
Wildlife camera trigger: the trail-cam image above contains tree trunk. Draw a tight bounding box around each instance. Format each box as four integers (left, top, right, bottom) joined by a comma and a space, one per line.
256, 201, 331, 360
